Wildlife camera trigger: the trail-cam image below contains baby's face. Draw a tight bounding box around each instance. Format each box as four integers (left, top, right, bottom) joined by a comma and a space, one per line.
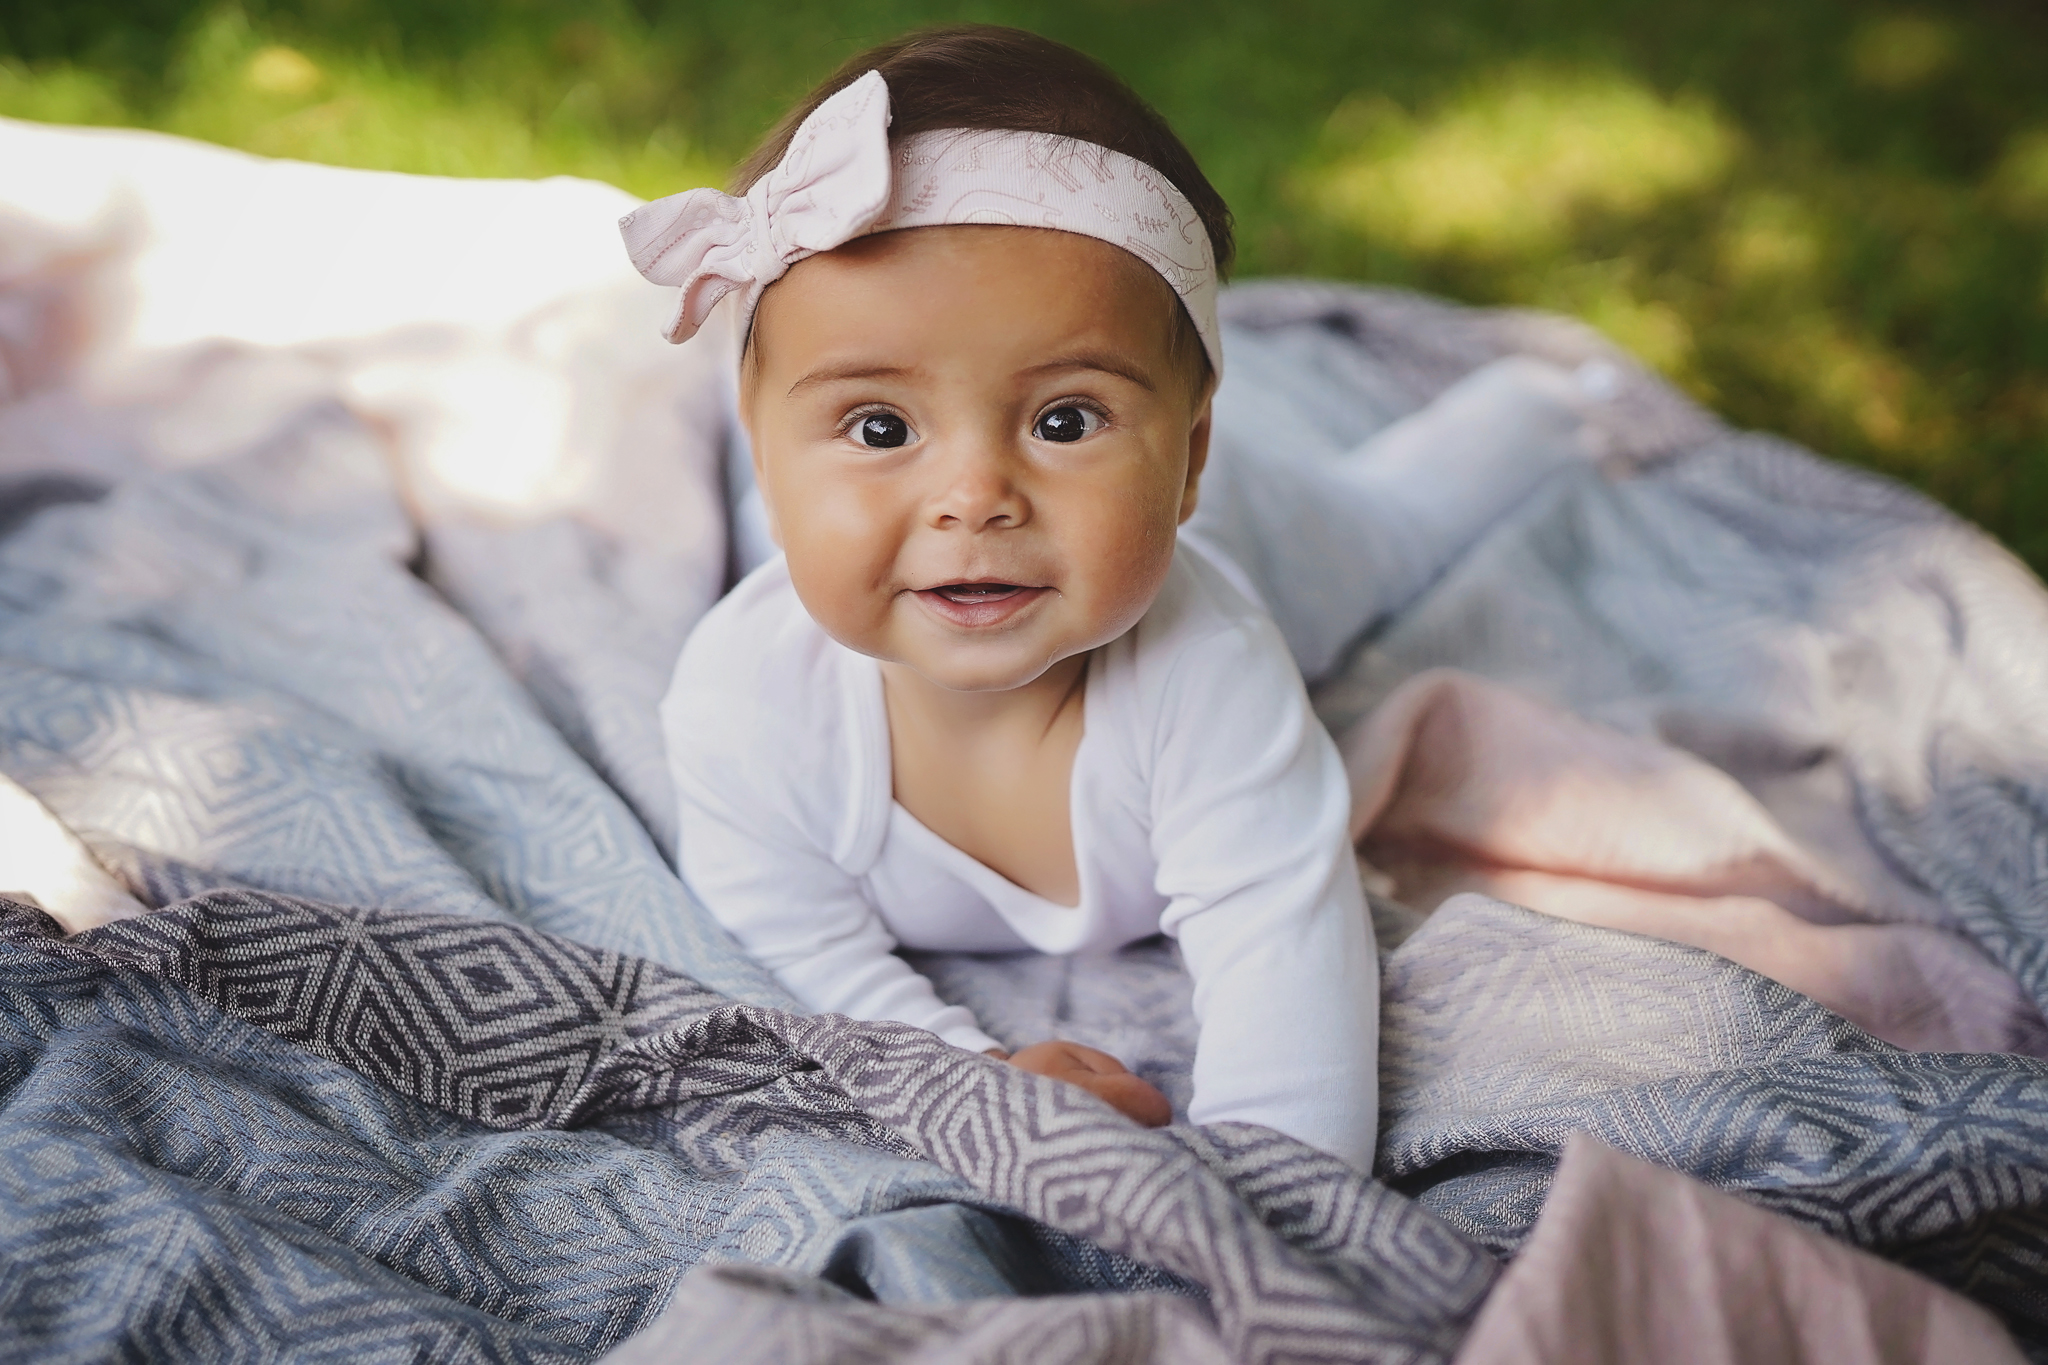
742, 225, 1211, 692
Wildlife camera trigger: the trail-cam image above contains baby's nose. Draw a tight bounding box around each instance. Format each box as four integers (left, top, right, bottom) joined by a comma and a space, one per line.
928, 448, 1029, 530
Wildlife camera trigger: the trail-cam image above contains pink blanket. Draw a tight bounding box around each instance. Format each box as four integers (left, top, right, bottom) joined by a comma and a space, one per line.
1344, 669, 2048, 1055
1455, 1134, 2025, 1365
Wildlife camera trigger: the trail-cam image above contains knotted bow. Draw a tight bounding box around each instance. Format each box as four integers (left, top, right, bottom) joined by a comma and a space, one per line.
618, 70, 893, 345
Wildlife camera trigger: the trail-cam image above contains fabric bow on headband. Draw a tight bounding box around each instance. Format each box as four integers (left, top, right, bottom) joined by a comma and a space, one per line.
617, 69, 1224, 375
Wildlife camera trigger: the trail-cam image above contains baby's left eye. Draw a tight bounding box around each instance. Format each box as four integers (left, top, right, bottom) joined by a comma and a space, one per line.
1033, 405, 1104, 444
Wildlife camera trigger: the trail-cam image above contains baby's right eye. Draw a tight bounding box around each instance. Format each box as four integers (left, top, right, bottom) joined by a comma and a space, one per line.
852, 412, 913, 448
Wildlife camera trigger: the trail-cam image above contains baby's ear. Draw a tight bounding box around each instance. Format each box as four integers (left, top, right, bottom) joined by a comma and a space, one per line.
736, 383, 785, 549
749, 447, 785, 550
1178, 399, 1213, 526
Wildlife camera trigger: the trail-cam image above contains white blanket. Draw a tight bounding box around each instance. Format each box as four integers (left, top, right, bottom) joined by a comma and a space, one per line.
0, 116, 731, 838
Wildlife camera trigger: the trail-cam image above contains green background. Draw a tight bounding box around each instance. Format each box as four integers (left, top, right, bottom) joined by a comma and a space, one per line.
4, 1, 2044, 569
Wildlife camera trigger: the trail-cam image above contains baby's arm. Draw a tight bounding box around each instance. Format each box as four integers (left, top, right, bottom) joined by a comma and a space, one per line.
675, 772, 1002, 1050
1153, 612, 1381, 1169
685, 783, 1172, 1123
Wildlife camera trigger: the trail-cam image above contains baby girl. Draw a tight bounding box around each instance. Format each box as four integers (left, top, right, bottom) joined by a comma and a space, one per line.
625, 26, 1600, 1170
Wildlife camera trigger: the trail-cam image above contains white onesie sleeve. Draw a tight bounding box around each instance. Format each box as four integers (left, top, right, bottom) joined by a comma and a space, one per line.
1144, 579, 1381, 1170
669, 774, 1000, 1052
661, 569, 1000, 1055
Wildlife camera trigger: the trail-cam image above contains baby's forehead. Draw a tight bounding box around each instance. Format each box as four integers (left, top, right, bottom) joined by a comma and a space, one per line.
754, 225, 1197, 385
842, 223, 1172, 294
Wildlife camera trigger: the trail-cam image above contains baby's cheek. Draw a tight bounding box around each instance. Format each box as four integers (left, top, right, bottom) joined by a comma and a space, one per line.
783, 527, 893, 651
1079, 509, 1180, 637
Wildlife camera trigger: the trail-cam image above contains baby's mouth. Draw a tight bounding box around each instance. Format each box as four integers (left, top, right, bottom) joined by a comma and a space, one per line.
913, 580, 1050, 627
931, 582, 1026, 604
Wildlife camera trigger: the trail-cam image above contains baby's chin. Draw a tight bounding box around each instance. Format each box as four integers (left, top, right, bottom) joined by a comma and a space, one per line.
892, 644, 1073, 694
812, 610, 1067, 691
893, 598, 1165, 692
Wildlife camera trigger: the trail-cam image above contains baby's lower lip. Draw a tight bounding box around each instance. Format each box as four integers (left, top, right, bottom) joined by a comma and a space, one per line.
913, 583, 1049, 628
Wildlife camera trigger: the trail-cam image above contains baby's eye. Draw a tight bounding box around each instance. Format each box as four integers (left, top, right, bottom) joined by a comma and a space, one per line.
853, 412, 914, 448
1033, 405, 1104, 444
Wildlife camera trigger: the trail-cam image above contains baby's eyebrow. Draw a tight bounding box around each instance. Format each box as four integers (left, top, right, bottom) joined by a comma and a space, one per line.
787, 363, 917, 397
1024, 352, 1156, 392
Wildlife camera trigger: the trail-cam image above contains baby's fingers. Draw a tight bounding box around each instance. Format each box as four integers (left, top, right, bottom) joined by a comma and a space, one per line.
1073, 1070, 1172, 1128
1055, 1042, 1133, 1077
1006, 1039, 1123, 1077
1002, 1042, 1170, 1125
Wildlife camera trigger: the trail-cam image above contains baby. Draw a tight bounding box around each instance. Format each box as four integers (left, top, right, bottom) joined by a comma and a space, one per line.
625, 26, 1591, 1170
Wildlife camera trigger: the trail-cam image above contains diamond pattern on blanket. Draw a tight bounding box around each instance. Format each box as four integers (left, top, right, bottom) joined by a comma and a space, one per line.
0, 430, 788, 1007
606, 1263, 1235, 1365
9, 275, 2048, 1363
0, 891, 812, 1129
16, 885, 2047, 1360
1379, 896, 2048, 1343
0, 970, 707, 1360
0, 889, 1500, 1364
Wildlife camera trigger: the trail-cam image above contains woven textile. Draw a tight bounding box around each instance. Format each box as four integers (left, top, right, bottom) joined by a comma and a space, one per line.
4, 279, 2048, 1360
0, 890, 1493, 1362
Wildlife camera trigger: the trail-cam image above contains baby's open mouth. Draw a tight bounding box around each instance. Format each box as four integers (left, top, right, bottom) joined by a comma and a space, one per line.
913, 580, 1049, 627
932, 582, 1026, 604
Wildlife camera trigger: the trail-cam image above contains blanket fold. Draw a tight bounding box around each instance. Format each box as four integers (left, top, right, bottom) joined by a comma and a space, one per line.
1379, 895, 2048, 1347
1452, 1134, 2026, 1365
1345, 668, 2048, 1056
0, 889, 1498, 1364
8, 884, 2047, 1360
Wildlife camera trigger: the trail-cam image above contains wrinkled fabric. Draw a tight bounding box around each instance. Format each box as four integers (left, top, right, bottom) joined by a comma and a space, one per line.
1344, 667, 2048, 1056
4, 882, 2046, 1361
0, 890, 1494, 1363
3, 124, 2048, 1359
0, 114, 734, 848
0, 771, 147, 931
1452, 1134, 2026, 1365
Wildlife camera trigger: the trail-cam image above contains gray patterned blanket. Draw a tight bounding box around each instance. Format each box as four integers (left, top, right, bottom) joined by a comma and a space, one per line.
2, 283, 2046, 1362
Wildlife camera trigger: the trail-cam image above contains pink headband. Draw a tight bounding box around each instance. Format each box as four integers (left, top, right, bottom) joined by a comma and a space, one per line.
617, 69, 1224, 376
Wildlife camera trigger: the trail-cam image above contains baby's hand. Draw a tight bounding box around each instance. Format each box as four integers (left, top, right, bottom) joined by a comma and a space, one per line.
990, 1041, 1172, 1127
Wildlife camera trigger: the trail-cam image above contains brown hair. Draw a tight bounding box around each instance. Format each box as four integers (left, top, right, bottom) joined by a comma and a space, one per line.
733, 25, 1233, 275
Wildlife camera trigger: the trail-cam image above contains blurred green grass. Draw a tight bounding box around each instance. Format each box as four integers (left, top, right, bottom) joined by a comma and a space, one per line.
3, 0, 2044, 569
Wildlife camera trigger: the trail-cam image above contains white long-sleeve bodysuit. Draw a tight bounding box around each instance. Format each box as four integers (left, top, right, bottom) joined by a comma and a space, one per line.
671, 354, 1604, 1172
663, 542, 1382, 1169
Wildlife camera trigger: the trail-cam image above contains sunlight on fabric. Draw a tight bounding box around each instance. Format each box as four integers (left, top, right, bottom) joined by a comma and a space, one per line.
0, 115, 735, 533
0, 114, 642, 352
349, 351, 579, 511
0, 775, 146, 934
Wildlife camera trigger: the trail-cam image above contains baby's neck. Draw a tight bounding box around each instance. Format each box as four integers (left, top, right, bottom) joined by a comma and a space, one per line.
880, 652, 1089, 738
881, 652, 1090, 906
